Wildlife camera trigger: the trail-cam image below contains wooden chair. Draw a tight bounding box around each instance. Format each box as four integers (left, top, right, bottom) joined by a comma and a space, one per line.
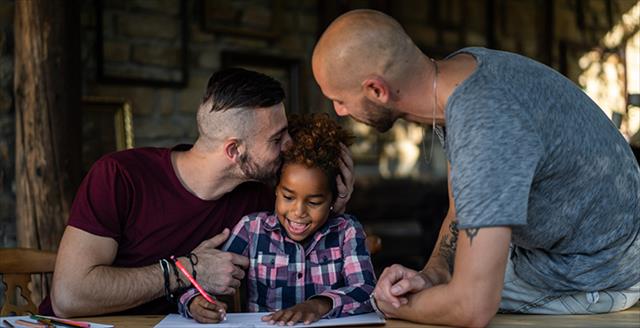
0, 248, 57, 315
365, 234, 382, 256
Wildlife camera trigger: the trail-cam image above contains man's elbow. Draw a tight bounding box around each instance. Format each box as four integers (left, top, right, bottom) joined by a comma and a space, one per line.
51, 283, 84, 318
457, 293, 500, 327
464, 310, 498, 328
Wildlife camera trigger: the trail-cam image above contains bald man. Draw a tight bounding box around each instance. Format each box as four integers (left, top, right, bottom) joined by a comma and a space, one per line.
313, 9, 640, 327
46, 68, 355, 317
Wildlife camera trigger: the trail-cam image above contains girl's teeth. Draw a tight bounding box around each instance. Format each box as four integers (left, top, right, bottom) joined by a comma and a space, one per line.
289, 220, 308, 233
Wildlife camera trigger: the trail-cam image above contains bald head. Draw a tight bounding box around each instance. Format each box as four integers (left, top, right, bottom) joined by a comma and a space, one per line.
312, 9, 423, 89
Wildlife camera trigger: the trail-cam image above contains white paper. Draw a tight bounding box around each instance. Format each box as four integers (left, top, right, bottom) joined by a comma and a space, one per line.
0, 315, 114, 328
154, 312, 385, 328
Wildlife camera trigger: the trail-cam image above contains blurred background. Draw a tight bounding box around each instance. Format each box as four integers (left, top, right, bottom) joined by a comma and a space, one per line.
0, 0, 638, 277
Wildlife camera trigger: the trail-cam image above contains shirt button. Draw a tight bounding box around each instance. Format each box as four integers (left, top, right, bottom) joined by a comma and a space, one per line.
297, 272, 303, 279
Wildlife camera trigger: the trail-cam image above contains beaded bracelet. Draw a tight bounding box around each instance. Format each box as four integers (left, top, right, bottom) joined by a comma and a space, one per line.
187, 253, 198, 280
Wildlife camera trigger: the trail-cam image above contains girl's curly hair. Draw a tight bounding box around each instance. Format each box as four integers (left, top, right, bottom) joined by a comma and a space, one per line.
283, 113, 354, 197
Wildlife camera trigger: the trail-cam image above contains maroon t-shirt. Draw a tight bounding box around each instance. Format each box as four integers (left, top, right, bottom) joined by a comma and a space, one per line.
40, 145, 274, 315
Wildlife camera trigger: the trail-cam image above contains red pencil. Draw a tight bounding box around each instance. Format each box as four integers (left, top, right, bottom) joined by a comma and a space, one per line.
170, 255, 217, 304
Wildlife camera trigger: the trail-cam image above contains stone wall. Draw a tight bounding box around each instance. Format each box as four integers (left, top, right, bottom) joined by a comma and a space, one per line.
0, 0, 636, 254
0, 0, 324, 247
82, 0, 321, 148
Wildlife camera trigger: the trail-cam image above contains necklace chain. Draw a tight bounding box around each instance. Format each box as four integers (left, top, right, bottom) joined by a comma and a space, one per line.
422, 58, 438, 165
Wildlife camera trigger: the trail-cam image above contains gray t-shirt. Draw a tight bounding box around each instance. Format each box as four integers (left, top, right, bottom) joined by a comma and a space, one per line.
441, 47, 640, 293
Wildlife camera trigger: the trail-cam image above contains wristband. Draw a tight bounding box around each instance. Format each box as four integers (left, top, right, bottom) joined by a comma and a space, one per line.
369, 292, 386, 319
159, 259, 175, 303
168, 257, 186, 290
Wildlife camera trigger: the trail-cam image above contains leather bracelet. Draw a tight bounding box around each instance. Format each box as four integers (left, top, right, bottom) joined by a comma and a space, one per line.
159, 259, 175, 302
370, 292, 386, 319
168, 258, 186, 290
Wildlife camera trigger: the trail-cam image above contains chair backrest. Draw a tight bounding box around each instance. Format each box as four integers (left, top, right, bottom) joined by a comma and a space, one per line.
365, 234, 382, 255
0, 248, 57, 315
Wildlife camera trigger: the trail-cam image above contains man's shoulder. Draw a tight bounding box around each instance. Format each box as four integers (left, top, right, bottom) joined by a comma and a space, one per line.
104, 147, 169, 163
90, 147, 170, 174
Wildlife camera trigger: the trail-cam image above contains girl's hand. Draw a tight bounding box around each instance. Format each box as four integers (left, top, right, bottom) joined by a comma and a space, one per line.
189, 295, 228, 323
261, 297, 332, 325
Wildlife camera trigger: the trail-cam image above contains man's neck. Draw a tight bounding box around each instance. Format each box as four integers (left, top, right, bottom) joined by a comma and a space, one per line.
171, 146, 245, 201
400, 54, 477, 126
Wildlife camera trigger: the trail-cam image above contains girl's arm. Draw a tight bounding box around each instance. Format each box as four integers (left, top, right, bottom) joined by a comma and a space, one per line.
221, 215, 253, 256
313, 216, 376, 318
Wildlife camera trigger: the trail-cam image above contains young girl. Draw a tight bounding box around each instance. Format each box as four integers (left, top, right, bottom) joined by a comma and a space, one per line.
178, 113, 376, 325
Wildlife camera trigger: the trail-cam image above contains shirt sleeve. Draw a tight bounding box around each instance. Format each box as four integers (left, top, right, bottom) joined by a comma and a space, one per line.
221, 215, 253, 256
67, 157, 133, 242
313, 215, 376, 318
177, 288, 200, 318
447, 97, 544, 229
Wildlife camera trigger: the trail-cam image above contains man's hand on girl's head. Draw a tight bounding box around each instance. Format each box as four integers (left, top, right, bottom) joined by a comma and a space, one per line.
332, 144, 355, 214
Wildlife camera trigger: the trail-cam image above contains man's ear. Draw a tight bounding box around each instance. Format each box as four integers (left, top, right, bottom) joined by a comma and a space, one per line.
223, 138, 244, 162
362, 76, 390, 104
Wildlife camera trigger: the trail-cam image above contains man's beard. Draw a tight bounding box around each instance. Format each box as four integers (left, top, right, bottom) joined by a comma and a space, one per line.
239, 152, 281, 186
358, 98, 397, 133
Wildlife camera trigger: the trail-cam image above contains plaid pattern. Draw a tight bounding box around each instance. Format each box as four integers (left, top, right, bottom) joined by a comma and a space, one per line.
178, 212, 376, 318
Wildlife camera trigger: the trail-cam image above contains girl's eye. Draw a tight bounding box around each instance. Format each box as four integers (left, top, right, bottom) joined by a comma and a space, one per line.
308, 201, 322, 206
283, 195, 293, 200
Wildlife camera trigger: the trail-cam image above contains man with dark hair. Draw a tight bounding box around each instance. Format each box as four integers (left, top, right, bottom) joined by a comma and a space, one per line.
44, 68, 355, 317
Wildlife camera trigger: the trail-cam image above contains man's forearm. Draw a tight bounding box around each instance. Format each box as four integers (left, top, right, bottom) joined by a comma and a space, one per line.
422, 214, 458, 285
385, 226, 509, 327
53, 263, 167, 317
383, 281, 485, 327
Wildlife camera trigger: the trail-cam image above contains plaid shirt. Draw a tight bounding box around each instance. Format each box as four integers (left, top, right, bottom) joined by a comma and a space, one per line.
178, 212, 376, 318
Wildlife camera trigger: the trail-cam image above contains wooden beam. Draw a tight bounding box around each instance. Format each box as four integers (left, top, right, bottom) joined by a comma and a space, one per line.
14, 0, 81, 251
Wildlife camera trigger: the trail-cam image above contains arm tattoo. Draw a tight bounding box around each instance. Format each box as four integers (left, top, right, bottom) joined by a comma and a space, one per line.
438, 220, 459, 273
465, 228, 479, 246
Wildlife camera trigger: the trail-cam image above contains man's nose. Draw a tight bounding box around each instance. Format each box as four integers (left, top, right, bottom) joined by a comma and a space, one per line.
281, 132, 293, 151
334, 103, 348, 116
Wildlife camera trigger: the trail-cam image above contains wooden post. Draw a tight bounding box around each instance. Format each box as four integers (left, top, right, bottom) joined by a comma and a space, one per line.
14, 0, 81, 251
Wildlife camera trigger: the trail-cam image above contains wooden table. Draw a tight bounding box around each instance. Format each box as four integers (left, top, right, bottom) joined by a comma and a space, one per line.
78, 304, 640, 327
